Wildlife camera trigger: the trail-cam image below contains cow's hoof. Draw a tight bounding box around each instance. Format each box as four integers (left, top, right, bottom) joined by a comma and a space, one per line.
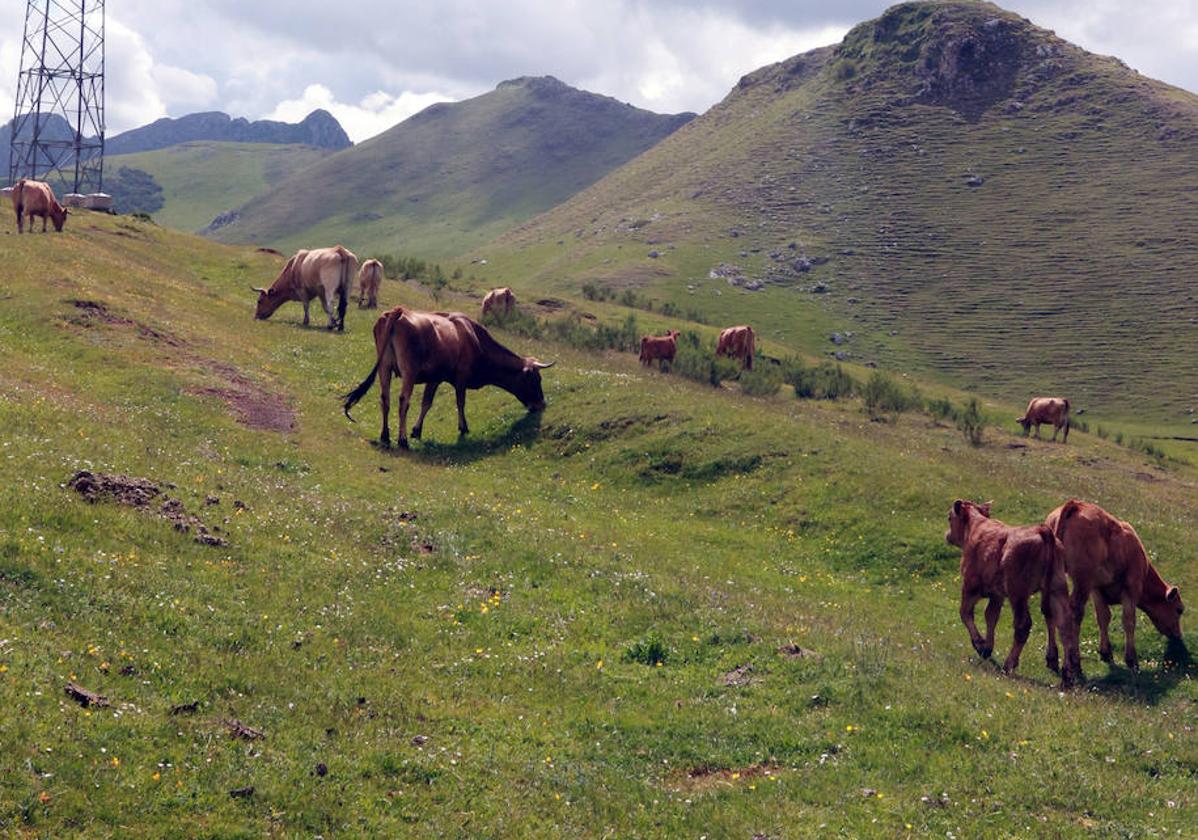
973, 642, 993, 660
1125, 658, 1139, 673
378, 436, 390, 449
1046, 656, 1060, 675
1099, 647, 1113, 664
1002, 661, 1018, 675
411, 427, 423, 440
398, 438, 410, 450
459, 428, 469, 437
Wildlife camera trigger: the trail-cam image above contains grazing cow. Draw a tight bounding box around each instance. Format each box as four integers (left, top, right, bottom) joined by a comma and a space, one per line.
12, 179, 68, 234
1045, 500, 1185, 672
251, 245, 358, 331
343, 306, 554, 449
716, 325, 756, 370
358, 259, 384, 309
1017, 397, 1070, 442
639, 329, 680, 368
946, 499, 1079, 686
481, 287, 516, 319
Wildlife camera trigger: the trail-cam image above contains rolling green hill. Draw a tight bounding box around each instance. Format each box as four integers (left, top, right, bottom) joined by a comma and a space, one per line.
477, 0, 1198, 430
106, 142, 332, 233
208, 76, 694, 259
0, 195, 1195, 837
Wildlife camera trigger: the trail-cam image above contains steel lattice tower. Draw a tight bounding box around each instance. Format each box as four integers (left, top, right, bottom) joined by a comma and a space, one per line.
8, 0, 105, 193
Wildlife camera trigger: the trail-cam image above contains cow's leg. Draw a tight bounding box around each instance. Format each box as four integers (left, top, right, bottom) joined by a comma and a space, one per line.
397, 379, 414, 449
1063, 420, 1071, 443
411, 382, 439, 440
982, 596, 1003, 660
1041, 593, 1060, 674
1033, 422, 1042, 439
1093, 594, 1114, 663
15, 207, 23, 234
1003, 596, 1033, 674
960, 589, 990, 659
317, 288, 335, 330
1120, 591, 1139, 672
42, 215, 47, 233
455, 385, 469, 436
1051, 423, 1059, 442
377, 365, 393, 448
301, 296, 311, 327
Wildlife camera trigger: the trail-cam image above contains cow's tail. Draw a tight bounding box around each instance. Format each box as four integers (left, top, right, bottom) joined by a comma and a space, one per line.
342, 361, 378, 421
1054, 499, 1083, 541
1062, 398, 1071, 438
746, 330, 756, 370
337, 250, 351, 328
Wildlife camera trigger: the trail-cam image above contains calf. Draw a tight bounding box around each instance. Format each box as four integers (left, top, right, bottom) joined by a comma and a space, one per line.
947, 499, 1079, 686
13, 179, 68, 233
639, 330, 680, 368
358, 259, 383, 309
1046, 500, 1185, 671
1017, 397, 1070, 442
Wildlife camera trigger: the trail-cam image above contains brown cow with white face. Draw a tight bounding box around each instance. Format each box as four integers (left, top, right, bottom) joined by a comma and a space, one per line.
639, 330, 680, 368
947, 499, 1080, 687
358, 259, 383, 309
252, 245, 358, 331
343, 306, 554, 449
1045, 500, 1185, 672
12, 179, 68, 233
1017, 397, 1070, 442
481, 287, 515, 320
716, 325, 755, 370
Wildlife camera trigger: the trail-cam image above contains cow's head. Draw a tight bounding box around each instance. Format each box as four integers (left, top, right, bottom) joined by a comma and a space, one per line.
50, 204, 68, 232
946, 499, 991, 547
513, 358, 554, 412
1144, 584, 1185, 640
667, 330, 680, 339
251, 286, 284, 320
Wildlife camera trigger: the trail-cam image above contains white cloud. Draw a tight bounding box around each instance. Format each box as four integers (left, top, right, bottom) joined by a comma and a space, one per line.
265, 83, 455, 143
150, 64, 219, 114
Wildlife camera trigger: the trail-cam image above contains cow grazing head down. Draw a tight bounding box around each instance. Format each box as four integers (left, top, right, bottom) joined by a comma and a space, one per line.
946, 499, 992, 547
48, 205, 68, 232
512, 358, 554, 412
1146, 585, 1185, 640
251, 286, 287, 320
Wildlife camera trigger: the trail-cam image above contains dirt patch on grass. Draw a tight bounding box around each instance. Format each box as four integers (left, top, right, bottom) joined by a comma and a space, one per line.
67, 470, 229, 546
64, 299, 185, 347
667, 763, 783, 793
720, 664, 759, 686
187, 385, 294, 433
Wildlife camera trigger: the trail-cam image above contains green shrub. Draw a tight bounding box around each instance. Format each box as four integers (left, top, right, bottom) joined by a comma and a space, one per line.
928, 396, 955, 422
673, 333, 739, 387
956, 398, 986, 446
623, 637, 669, 666
781, 358, 855, 400
863, 372, 921, 418
738, 365, 782, 397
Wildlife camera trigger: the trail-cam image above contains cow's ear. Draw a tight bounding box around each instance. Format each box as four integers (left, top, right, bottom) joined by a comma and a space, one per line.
1167, 586, 1180, 602
980, 501, 993, 517
952, 500, 963, 516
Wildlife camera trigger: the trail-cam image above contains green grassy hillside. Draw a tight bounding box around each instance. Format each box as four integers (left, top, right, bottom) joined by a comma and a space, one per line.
477, 0, 1198, 432
0, 213, 1194, 837
208, 77, 694, 259
106, 142, 332, 233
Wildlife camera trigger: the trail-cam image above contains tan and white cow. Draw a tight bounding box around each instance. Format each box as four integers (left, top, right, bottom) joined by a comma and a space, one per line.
358, 259, 384, 309
252, 246, 359, 331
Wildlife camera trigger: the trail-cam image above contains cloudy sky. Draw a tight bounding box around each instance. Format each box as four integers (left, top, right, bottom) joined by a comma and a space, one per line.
1, 1, 1196, 143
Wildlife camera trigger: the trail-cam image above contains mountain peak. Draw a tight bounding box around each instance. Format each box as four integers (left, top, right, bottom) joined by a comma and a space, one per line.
108, 110, 352, 155
496, 75, 570, 93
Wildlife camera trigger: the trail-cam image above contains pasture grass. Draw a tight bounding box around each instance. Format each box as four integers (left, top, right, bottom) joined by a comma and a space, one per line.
0, 214, 1194, 837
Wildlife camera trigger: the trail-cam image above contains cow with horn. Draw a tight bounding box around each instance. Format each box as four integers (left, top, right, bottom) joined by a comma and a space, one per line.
251, 245, 358, 331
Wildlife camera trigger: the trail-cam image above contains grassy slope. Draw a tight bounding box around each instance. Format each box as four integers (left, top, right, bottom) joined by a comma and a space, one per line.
207, 78, 692, 260
477, 0, 1198, 434
107, 142, 331, 233
0, 214, 1195, 838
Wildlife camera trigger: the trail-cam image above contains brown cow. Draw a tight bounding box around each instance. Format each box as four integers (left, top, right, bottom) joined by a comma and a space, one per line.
1045, 500, 1185, 672
13, 179, 68, 234
481, 287, 515, 320
358, 259, 384, 309
1017, 397, 1070, 442
343, 306, 554, 449
946, 499, 1080, 686
639, 330, 680, 368
716, 325, 755, 370
252, 245, 358, 331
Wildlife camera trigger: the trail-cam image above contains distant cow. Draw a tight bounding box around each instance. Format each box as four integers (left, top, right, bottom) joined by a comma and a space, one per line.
946, 499, 1079, 686
358, 259, 384, 309
343, 306, 554, 449
1045, 500, 1184, 672
639, 330, 680, 368
482, 287, 515, 319
1017, 397, 1070, 442
716, 325, 756, 370
252, 245, 358, 331
12, 179, 68, 234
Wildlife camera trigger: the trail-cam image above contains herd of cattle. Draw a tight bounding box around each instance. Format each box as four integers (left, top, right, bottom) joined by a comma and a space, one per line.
9, 180, 1187, 682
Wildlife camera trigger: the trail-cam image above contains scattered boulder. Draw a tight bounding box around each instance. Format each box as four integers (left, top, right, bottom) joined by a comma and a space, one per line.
965, 174, 985, 188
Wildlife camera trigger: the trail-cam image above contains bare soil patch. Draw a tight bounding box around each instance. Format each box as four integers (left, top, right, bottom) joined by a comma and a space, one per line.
67, 470, 229, 546
667, 763, 783, 793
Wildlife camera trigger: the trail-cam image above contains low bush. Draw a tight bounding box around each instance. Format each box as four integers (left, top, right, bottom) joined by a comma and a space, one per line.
956, 398, 986, 446
863, 372, 921, 418
738, 364, 782, 397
